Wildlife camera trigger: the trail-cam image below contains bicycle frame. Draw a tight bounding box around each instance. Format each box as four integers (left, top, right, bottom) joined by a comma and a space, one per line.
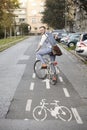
34, 57, 58, 85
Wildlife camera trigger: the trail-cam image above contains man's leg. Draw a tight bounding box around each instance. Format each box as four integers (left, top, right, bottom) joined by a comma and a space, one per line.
36, 48, 51, 63
50, 55, 56, 62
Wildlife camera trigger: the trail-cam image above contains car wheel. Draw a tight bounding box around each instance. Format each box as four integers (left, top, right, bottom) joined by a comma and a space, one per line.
68, 42, 75, 48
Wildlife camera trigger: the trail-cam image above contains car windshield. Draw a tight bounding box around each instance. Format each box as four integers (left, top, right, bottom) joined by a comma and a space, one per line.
69, 34, 80, 39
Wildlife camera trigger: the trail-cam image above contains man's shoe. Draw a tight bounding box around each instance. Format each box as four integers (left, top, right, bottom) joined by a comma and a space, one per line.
41, 64, 47, 69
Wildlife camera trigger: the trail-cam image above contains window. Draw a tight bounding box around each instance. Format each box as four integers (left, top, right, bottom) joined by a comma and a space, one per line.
19, 18, 25, 22
32, 18, 37, 23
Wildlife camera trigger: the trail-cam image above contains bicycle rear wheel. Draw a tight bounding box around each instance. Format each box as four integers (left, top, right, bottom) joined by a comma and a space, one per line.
34, 60, 47, 79
50, 74, 58, 85
49, 64, 58, 85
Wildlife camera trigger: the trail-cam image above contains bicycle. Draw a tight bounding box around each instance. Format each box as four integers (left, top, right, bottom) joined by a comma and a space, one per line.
33, 99, 72, 121
34, 55, 58, 85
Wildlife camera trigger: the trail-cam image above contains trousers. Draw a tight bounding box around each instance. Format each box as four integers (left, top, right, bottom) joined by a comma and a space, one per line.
36, 48, 55, 63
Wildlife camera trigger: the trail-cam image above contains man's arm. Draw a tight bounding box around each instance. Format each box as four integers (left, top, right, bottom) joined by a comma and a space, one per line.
36, 44, 41, 52
36, 34, 47, 52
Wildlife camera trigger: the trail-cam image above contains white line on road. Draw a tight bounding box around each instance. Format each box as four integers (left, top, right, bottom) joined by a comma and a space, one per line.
46, 79, 50, 89
71, 108, 83, 124
24, 118, 29, 121
59, 76, 63, 82
63, 88, 70, 97
20, 55, 30, 60
30, 82, 34, 91
43, 79, 50, 89
56, 67, 60, 74
32, 73, 36, 79
26, 99, 32, 112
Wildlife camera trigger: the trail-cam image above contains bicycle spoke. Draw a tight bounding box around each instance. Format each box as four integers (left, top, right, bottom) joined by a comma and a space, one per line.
34, 60, 47, 79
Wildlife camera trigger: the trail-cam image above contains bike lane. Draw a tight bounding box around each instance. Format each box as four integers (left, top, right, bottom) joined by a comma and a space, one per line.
6, 54, 86, 127
0, 36, 86, 130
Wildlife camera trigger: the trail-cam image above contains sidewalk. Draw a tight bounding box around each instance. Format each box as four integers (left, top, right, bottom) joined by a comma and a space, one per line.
70, 50, 87, 64
61, 44, 87, 64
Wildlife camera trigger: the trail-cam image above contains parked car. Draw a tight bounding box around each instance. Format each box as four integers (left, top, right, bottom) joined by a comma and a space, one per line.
75, 40, 87, 57
52, 29, 66, 42
67, 33, 81, 48
60, 33, 74, 44
80, 33, 87, 41
75, 33, 87, 57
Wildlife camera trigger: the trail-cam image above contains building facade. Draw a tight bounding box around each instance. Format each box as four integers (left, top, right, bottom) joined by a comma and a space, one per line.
13, 0, 27, 34
26, 0, 47, 33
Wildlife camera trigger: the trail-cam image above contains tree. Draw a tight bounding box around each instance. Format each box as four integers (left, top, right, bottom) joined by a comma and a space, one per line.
19, 23, 30, 35
65, 0, 76, 32
79, 0, 87, 12
0, 0, 19, 38
0, 0, 19, 20
42, 0, 65, 29
1, 12, 15, 38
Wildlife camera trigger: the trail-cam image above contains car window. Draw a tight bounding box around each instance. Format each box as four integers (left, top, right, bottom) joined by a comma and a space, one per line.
82, 34, 87, 41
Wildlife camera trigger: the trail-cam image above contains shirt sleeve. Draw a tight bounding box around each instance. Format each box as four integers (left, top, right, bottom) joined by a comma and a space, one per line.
39, 34, 47, 46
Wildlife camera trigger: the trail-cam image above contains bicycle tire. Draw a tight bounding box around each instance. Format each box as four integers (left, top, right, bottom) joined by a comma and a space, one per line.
50, 74, 58, 85
34, 60, 47, 79
49, 65, 58, 85
33, 106, 47, 121
58, 106, 72, 121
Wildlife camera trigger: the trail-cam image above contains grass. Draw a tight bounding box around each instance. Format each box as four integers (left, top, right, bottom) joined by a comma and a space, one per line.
0, 36, 29, 52
60, 42, 87, 64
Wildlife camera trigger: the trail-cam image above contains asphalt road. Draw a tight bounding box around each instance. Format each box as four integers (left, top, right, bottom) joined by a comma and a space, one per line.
0, 36, 87, 130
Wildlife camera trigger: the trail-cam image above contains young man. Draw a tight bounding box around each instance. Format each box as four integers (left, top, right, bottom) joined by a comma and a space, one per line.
36, 26, 56, 68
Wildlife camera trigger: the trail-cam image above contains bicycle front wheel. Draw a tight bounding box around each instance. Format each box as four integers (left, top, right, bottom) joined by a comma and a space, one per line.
33, 106, 47, 121
34, 60, 47, 79
58, 106, 72, 121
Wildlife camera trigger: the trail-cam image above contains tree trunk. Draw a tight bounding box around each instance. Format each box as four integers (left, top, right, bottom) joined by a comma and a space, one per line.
4, 27, 7, 39
10, 27, 12, 38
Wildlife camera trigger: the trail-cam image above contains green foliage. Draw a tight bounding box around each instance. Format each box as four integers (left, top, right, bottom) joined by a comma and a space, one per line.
0, 36, 28, 51
0, 0, 19, 38
19, 23, 30, 35
42, 0, 65, 29
79, 0, 87, 12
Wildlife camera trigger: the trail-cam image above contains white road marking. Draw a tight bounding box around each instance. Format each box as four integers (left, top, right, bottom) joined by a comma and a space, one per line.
30, 82, 34, 90
26, 99, 32, 111
20, 55, 30, 60
24, 118, 29, 121
59, 76, 63, 82
56, 67, 60, 74
32, 73, 36, 79
63, 88, 70, 97
71, 108, 83, 124
43, 79, 50, 89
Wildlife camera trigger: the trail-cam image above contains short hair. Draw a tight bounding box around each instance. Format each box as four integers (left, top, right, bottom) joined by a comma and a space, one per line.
39, 26, 46, 29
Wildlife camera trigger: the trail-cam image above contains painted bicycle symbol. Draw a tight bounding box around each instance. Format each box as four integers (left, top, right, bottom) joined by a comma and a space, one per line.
33, 99, 72, 121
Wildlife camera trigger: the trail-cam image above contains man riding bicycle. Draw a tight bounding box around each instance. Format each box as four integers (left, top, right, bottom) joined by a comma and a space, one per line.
36, 26, 56, 67
36, 26, 57, 80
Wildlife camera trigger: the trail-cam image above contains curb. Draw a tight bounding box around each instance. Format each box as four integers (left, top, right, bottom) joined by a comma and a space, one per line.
61, 44, 87, 64
70, 50, 86, 63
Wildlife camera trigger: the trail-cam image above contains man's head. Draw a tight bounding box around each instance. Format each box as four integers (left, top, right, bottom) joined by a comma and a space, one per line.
39, 26, 46, 35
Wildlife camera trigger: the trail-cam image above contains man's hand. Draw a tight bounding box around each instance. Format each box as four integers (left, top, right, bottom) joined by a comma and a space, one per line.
35, 48, 39, 52
35, 44, 41, 52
